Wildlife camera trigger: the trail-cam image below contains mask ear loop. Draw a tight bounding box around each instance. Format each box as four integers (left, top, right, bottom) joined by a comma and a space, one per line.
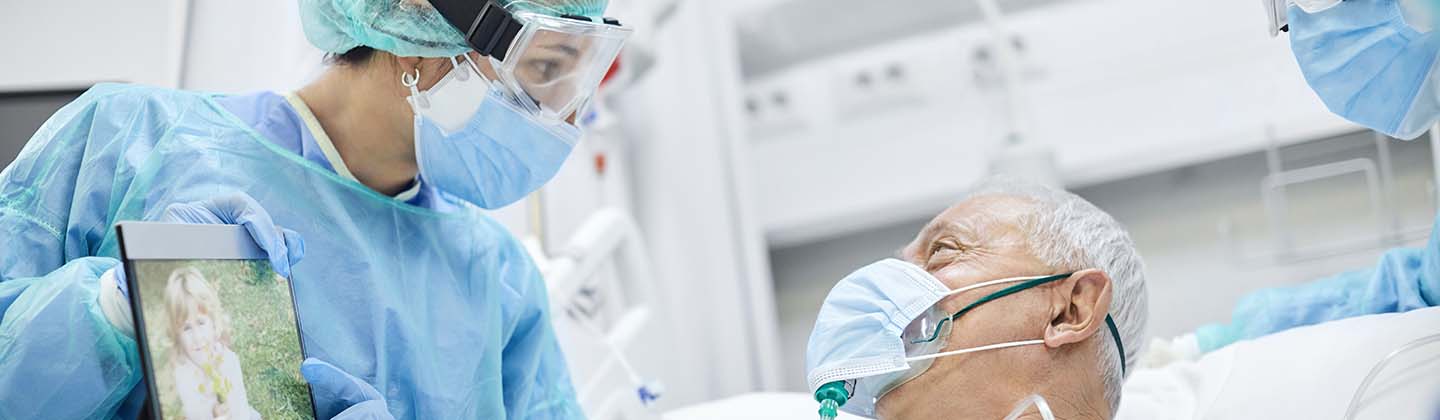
907, 274, 1072, 350
449, 56, 471, 82
461, 54, 493, 84
905, 339, 1045, 363
402, 68, 427, 109
941, 274, 1064, 298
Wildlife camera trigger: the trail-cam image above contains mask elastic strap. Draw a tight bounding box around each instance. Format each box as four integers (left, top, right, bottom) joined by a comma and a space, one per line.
911, 274, 1072, 345
459, 54, 498, 85
913, 272, 1129, 374
949, 274, 1071, 321
449, 56, 471, 82
941, 274, 1067, 298
952, 274, 1128, 374
905, 339, 1045, 363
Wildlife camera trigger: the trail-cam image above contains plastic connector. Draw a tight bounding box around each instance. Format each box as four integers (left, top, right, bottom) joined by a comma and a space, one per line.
818, 399, 839, 420
814, 381, 849, 420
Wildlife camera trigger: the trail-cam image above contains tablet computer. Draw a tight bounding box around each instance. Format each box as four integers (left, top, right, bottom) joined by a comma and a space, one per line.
117, 222, 315, 420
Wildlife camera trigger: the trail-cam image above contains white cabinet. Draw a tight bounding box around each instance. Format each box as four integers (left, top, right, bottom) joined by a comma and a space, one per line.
0, 1, 188, 91
740, 0, 1361, 246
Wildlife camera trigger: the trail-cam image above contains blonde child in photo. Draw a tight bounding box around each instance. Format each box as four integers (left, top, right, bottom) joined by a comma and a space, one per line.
165, 267, 261, 420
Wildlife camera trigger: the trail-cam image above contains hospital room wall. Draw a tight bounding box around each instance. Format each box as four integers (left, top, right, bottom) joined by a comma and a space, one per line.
767, 131, 1438, 391
0, 2, 186, 91
0, 1, 320, 93
737, 0, 1356, 249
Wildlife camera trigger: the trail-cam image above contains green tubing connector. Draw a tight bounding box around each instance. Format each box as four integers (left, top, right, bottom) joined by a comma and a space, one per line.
815, 381, 849, 420
819, 399, 839, 420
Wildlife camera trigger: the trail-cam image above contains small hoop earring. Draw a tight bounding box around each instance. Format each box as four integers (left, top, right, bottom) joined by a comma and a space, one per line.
402, 68, 428, 109
400, 68, 421, 87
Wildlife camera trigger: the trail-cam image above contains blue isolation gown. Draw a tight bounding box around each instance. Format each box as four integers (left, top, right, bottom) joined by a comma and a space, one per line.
1194, 213, 1440, 352
0, 84, 582, 419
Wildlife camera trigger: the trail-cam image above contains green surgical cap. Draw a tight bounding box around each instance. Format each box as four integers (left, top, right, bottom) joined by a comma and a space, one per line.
300, 0, 610, 58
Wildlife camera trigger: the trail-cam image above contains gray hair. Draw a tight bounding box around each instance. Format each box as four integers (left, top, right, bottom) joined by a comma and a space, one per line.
964, 176, 1148, 415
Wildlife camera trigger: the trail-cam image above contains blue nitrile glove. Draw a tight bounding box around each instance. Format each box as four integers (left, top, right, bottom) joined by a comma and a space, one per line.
157, 192, 305, 277
103, 192, 305, 336
302, 358, 394, 420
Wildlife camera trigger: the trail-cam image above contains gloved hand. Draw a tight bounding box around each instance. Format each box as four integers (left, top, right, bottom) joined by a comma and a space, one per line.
100, 193, 305, 335
302, 358, 394, 420
157, 192, 305, 277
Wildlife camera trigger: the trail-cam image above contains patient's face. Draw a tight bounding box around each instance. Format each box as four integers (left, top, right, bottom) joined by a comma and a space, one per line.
877, 195, 1058, 419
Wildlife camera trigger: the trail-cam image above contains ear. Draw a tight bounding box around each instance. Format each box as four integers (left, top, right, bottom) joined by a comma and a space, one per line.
1043, 269, 1113, 348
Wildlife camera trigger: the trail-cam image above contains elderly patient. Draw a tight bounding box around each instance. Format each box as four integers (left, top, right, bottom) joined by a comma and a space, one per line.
805, 178, 1148, 420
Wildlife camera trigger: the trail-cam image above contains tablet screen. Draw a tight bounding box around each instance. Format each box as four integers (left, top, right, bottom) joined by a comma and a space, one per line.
130, 259, 314, 420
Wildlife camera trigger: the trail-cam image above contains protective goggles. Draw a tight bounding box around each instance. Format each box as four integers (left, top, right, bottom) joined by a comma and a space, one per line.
872, 273, 1128, 399
1263, 0, 1347, 37
430, 0, 632, 122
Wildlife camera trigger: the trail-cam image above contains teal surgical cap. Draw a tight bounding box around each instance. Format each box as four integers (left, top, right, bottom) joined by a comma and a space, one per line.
300, 0, 610, 58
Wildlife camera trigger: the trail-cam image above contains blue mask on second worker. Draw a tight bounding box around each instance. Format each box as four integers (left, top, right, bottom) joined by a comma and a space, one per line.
408, 57, 580, 209
1288, 0, 1440, 140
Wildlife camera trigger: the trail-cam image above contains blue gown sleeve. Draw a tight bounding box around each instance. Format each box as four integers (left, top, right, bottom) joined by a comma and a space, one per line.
1, 84, 155, 281
0, 257, 142, 420
0, 84, 156, 419
496, 240, 584, 419
1195, 213, 1440, 352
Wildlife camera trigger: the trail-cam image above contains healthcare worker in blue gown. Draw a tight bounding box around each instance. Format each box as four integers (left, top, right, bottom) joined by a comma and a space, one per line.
0, 0, 632, 418
1175, 0, 1440, 355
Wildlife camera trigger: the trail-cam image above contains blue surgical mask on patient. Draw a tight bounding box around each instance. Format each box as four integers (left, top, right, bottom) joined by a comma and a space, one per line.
805, 259, 1126, 419
1287, 0, 1440, 140
804, 259, 953, 418
407, 56, 580, 209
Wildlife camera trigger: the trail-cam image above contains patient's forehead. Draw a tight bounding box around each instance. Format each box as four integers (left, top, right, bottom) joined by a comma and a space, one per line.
939, 195, 1034, 222
925, 195, 1035, 239
916, 195, 1053, 301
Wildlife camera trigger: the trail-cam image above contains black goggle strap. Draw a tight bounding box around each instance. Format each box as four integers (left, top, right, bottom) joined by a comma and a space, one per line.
430, 0, 625, 62
429, 0, 523, 61
910, 272, 1127, 374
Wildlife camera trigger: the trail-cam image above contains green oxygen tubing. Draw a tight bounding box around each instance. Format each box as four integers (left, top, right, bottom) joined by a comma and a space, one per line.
814, 381, 850, 420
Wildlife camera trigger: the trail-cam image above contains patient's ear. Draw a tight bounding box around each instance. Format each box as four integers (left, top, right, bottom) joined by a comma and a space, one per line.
1043, 269, 1112, 348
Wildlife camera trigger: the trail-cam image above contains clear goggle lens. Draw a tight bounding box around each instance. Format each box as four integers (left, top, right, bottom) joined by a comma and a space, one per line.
496, 13, 631, 122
